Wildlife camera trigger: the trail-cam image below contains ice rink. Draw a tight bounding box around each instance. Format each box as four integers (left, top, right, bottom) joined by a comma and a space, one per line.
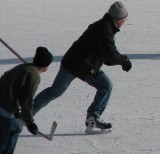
1, 0, 160, 153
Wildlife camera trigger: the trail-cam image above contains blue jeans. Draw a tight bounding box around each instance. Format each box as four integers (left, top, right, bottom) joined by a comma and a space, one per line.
0, 115, 22, 154
85, 70, 112, 117
33, 65, 112, 118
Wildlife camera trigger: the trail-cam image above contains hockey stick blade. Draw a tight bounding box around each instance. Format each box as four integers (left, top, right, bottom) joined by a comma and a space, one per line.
48, 121, 57, 141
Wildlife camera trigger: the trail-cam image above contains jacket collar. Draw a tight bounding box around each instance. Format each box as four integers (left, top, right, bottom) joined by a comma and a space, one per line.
102, 13, 120, 34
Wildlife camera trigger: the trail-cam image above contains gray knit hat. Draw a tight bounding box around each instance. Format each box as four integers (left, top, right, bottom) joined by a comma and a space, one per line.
108, 1, 128, 19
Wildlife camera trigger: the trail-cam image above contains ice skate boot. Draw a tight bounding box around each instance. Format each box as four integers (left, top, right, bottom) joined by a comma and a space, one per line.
85, 116, 112, 134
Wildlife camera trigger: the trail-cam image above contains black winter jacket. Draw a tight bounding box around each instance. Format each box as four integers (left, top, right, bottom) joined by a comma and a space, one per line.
62, 13, 128, 80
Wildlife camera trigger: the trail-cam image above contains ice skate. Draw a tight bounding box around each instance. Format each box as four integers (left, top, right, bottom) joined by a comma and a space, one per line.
85, 116, 112, 134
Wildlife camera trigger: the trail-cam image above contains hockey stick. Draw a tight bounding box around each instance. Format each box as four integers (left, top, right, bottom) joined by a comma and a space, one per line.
23, 121, 57, 141
0, 38, 27, 63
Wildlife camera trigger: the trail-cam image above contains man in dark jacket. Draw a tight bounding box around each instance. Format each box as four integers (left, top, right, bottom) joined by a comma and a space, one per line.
33, 1, 132, 131
0, 47, 53, 154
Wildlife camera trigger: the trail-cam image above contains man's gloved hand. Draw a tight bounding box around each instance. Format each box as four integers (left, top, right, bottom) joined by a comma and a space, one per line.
26, 122, 38, 135
14, 109, 22, 119
121, 55, 132, 72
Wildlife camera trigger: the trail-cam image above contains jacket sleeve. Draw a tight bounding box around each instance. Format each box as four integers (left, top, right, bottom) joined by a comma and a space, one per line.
97, 22, 127, 66
18, 73, 40, 123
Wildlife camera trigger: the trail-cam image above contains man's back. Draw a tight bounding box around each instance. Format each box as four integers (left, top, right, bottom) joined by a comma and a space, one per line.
0, 63, 40, 113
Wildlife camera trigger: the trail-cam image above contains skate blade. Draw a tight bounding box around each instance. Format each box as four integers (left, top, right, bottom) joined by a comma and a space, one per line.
85, 127, 112, 134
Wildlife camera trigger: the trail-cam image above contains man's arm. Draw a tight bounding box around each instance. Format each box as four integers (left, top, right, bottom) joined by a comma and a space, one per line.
98, 22, 132, 71
18, 72, 40, 134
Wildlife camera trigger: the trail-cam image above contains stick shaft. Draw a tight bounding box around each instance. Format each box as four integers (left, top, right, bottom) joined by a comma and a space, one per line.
37, 121, 57, 141
0, 38, 26, 63
37, 131, 51, 141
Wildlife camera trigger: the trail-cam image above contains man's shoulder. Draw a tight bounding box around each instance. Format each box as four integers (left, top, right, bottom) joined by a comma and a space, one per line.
14, 63, 39, 78
23, 64, 39, 77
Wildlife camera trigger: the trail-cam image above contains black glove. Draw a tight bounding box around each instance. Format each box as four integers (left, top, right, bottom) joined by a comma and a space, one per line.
121, 55, 132, 72
26, 122, 38, 135
14, 109, 22, 119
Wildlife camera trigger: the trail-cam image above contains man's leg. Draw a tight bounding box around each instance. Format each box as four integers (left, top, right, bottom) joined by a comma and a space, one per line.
33, 65, 76, 115
0, 115, 11, 153
1, 116, 22, 154
85, 70, 113, 118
